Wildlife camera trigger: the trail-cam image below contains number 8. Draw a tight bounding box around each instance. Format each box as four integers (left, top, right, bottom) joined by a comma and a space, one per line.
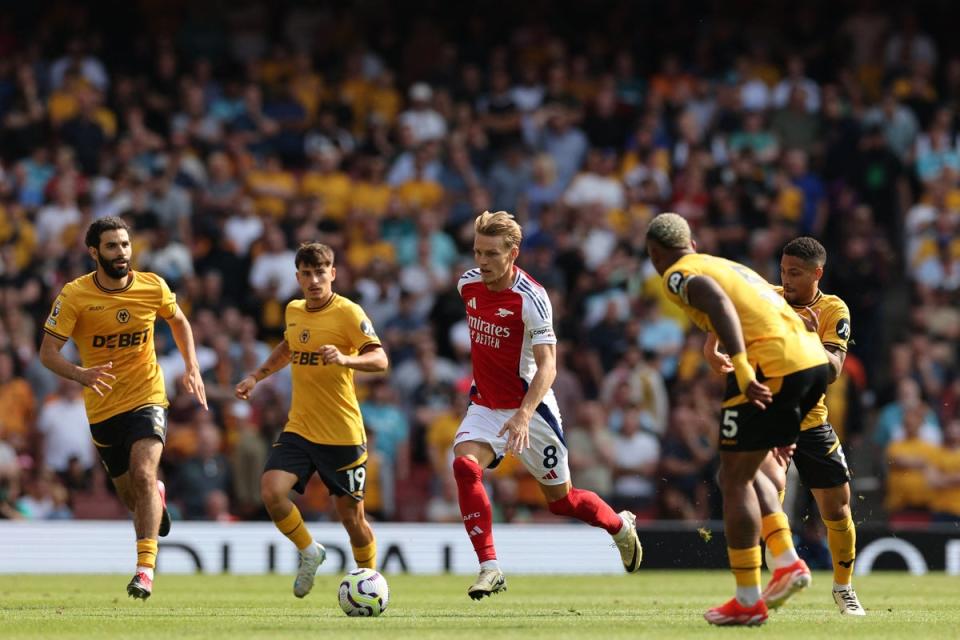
543, 445, 558, 469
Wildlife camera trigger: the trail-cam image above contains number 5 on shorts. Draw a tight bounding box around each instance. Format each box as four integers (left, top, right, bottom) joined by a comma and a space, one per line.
722, 410, 738, 438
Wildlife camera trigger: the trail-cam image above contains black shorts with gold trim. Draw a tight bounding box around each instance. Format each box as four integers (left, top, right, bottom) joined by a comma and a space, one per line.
793, 423, 851, 489
718, 364, 829, 451
89, 405, 168, 478
265, 431, 368, 501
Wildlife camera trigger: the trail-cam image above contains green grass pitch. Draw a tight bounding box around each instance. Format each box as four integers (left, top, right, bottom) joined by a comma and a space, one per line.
1, 572, 957, 639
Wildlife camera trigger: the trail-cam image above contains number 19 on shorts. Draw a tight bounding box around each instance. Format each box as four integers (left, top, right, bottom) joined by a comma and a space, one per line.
346, 467, 366, 493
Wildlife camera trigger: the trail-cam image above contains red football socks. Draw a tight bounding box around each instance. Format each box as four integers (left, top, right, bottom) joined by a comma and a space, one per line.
453, 456, 497, 562
548, 487, 623, 535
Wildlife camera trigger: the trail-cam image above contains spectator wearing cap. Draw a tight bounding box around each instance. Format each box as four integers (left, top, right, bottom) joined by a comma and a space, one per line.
398, 82, 447, 145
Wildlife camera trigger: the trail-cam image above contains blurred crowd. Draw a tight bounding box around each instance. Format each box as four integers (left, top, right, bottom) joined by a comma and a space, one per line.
1, 0, 959, 528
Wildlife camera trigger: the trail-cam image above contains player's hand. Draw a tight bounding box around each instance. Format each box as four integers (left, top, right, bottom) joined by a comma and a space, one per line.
772, 444, 796, 467
498, 410, 531, 454
319, 345, 346, 366
744, 379, 773, 409
75, 362, 116, 397
235, 375, 257, 401
800, 306, 820, 333
703, 339, 734, 375
182, 366, 208, 410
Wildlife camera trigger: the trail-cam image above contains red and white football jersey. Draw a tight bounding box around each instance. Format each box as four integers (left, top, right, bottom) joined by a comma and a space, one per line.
458, 267, 558, 410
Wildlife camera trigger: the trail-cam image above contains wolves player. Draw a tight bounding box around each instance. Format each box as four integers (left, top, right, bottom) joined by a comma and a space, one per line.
705, 237, 864, 615
235, 242, 387, 598
39, 217, 207, 599
452, 211, 642, 600
646, 213, 829, 626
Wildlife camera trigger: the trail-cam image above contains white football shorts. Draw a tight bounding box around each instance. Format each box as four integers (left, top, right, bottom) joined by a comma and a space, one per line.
454, 402, 569, 485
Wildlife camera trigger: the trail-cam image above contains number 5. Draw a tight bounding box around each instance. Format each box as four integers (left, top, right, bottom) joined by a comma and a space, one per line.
722, 410, 738, 438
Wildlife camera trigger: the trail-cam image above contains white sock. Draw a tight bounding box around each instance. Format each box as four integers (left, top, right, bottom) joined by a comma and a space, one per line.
772, 548, 800, 569
736, 585, 761, 606
612, 514, 631, 541
300, 541, 320, 557
136, 566, 155, 580
480, 560, 499, 571
834, 583, 852, 592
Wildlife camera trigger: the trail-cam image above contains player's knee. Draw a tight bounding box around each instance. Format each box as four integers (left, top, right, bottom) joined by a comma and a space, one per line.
260, 476, 286, 506
128, 465, 156, 492
820, 497, 850, 522
452, 455, 481, 482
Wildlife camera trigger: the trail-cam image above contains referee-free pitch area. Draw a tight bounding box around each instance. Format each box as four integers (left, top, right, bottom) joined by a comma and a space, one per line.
1, 572, 956, 639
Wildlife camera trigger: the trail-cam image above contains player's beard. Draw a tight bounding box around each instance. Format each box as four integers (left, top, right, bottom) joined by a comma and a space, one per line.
99, 253, 130, 279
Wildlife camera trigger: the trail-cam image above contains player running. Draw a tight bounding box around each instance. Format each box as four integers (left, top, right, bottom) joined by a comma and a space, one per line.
39, 217, 207, 600
704, 237, 864, 615
235, 242, 387, 599
452, 211, 642, 600
646, 213, 829, 626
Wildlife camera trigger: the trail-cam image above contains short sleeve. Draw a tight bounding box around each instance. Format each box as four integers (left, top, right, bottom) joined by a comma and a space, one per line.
156, 276, 178, 319
44, 289, 78, 340
662, 267, 693, 308
344, 303, 381, 352
820, 299, 851, 352
520, 288, 556, 346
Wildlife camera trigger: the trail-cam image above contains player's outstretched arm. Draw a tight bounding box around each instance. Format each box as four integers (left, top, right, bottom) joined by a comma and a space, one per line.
235, 340, 292, 400
686, 276, 771, 409
39, 332, 116, 397
165, 305, 208, 409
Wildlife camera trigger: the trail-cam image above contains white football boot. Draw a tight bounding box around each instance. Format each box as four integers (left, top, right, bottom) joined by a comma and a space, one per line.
293, 541, 326, 598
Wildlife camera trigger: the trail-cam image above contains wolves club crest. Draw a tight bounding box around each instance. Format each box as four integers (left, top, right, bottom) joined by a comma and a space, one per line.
116, 309, 130, 323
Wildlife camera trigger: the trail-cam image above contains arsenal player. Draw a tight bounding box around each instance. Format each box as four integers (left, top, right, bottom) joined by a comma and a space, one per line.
452, 211, 643, 600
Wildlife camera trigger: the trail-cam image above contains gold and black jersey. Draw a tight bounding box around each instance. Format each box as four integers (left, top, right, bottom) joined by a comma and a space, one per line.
774, 286, 851, 430
662, 254, 828, 384
44, 271, 177, 423
283, 295, 381, 446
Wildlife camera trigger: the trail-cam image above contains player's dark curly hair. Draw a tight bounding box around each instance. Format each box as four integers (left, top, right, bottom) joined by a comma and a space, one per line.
85, 216, 131, 248
295, 242, 335, 268
782, 236, 826, 267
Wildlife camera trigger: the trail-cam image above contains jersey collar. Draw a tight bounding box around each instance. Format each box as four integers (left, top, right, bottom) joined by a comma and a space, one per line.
93, 271, 136, 294
306, 293, 337, 312
789, 289, 823, 309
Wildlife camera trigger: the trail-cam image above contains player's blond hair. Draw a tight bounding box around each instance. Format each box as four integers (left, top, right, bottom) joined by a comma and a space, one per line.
475, 210, 522, 249
646, 212, 691, 249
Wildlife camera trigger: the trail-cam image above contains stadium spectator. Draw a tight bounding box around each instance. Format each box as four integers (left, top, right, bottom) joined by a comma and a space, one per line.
0, 0, 958, 535
885, 403, 941, 520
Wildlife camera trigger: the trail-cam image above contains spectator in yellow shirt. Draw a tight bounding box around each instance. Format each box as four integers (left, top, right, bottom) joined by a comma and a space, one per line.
885, 403, 941, 518
246, 154, 296, 219
300, 144, 352, 222
929, 418, 960, 523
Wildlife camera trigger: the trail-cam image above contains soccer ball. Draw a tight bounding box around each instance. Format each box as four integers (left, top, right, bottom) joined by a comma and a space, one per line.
338, 568, 389, 617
